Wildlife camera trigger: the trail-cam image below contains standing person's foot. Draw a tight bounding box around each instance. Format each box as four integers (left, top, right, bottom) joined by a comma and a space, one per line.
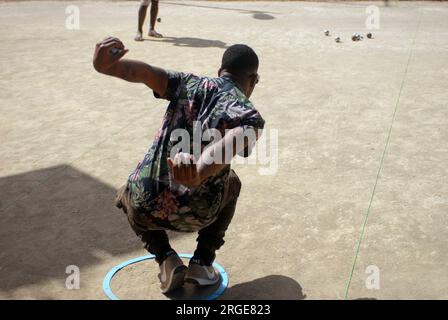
134, 31, 144, 41
157, 251, 187, 293
185, 258, 220, 286
148, 29, 163, 38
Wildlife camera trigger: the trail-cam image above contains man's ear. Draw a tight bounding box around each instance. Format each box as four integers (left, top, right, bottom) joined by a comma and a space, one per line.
249, 74, 257, 88
218, 68, 223, 76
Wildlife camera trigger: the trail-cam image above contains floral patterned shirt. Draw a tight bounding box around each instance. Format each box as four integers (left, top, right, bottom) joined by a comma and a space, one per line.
127, 71, 265, 232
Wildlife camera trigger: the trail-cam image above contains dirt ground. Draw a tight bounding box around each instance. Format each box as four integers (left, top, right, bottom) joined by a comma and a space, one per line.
0, 1, 447, 300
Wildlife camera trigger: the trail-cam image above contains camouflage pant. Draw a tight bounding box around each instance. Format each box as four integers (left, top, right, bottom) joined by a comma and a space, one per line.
115, 170, 242, 262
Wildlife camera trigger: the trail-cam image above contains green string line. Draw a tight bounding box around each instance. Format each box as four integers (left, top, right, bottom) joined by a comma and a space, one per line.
343, 11, 422, 300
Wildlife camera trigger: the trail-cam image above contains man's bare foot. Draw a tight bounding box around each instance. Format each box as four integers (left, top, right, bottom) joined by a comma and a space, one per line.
148, 29, 163, 38
134, 31, 144, 41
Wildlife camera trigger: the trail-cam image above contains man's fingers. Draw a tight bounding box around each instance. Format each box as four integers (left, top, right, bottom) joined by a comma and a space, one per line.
97, 37, 124, 49
186, 164, 194, 180
180, 164, 187, 180
181, 153, 194, 180
99, 38, 117, 48
168, 153, 201, 186
186, 154, 196, 180
182, 153, 192, 165
113, 49, 129, 60
190, 163, 197, 180
96, 37, 112, 47
102, 36, 120, 44
167, 158, 178, 181
99, 38, 125, 52
167, 157, 174, 169
180, 153, 190, 179
100, 41, 124, 50
168, 157, 181, 181
183, 164, 192, 181
188, 165, 197, 181
173, 153, 181, 165
109, 40, 125, 49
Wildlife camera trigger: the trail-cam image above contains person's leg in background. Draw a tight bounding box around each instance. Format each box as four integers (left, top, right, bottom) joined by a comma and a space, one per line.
193, 170, 242, 266
148, 0, 163, 38
135, 0, 149, 41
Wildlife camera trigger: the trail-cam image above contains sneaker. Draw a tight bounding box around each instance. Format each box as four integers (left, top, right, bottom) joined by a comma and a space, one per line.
157, 253, 187, 293
185, 259, 220, 286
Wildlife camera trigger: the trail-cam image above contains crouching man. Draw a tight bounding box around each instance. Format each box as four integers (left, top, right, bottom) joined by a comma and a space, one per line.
93, 37, 264, 293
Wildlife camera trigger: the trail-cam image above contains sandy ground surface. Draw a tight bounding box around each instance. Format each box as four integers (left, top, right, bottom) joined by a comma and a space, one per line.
0, 1, 447, 300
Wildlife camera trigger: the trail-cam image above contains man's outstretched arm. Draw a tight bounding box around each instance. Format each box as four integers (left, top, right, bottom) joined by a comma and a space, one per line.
93, 37, 168, 96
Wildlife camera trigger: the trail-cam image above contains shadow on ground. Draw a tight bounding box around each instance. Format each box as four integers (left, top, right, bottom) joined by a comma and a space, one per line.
252, 13, 275, 20
163, 275, 305, 300
164, 1, 277, 20
0, 165, 182, 294
0, 166, 301, 300
222, 275, 306, 300
145, 36, 228, 49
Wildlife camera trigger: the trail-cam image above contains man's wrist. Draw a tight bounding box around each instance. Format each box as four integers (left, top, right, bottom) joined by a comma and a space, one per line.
95, 60, 119, 75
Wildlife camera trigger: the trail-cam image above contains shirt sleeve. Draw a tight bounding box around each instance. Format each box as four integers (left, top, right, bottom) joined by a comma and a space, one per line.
153, 70, 190, 101
237, 102, 265, 158
239, 100, 265, 130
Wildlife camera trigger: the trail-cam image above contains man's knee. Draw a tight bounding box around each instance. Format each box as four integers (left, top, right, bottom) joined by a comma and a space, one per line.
151, 0, 159, 4
140, 0, 150, 6
228, 170, 242, 199
115, 185, 129, 212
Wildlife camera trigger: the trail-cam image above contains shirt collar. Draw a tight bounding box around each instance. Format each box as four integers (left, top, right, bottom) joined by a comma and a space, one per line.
220, 75, 246, 96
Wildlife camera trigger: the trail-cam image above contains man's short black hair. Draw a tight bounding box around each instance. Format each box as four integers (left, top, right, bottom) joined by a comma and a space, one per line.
221, 44, 259, 75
